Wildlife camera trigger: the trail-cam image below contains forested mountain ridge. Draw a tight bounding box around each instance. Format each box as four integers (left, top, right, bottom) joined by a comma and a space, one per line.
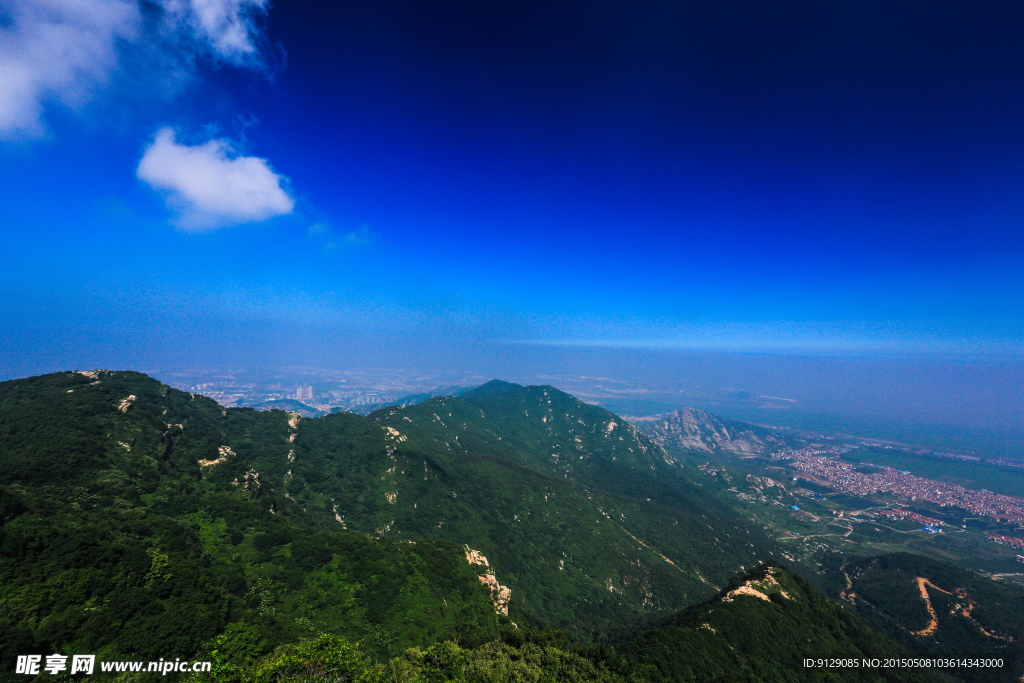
283, 379, 781, 638
0, 370, 776, 651
187, 564, 950, 683
820, 552, 1024, 682
370, 380, 686, 492
0, 370, 1006, 682
0, 370, 501, 671
621, 564, 942, 683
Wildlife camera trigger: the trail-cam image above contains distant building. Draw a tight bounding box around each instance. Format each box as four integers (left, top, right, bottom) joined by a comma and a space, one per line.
880, 509, 942, 527
991, 513, 1024, 524
987, 534, 1024, 551
296, 385, 313, 400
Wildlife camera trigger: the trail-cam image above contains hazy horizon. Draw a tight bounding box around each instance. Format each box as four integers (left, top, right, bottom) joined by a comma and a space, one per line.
1, 2, 1020, 461
2, 342, 1017, 461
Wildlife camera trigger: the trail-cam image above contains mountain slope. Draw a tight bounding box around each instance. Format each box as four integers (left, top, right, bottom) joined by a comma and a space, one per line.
370, 383, 682, 486
621, 564, 941, 683
642, 407, 790, 456
822, 552, 1024, 682
0, 370, 500, 667
301, 384, 781, 638
0, 370, 782, 645
2, 370, 997, 683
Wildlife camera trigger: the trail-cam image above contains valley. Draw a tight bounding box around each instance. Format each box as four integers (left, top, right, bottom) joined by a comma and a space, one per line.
636, 409, 1024, 589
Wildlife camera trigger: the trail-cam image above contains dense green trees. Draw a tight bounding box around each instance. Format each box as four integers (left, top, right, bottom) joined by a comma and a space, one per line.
0, 373, 501, 677
190, 630, 643, 683
621, 565, 941, 683
1, 371, 1018, 682
820, 553, 1024, 683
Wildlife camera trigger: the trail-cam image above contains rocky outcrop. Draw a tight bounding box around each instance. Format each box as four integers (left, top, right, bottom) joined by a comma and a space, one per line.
644, 408, 785, 455
465, 546, 512, 615
721, 566, 792, 603
198, 445, 235, 468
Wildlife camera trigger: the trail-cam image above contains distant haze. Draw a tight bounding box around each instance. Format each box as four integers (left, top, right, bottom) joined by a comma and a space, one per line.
496, 347, 1022, 449
2, 326, 1018, 459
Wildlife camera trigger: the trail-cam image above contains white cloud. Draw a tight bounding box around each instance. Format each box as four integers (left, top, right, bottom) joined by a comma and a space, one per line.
0, 0, 272, 139
156, 0, 271, 68
137, 127, 294, 230
0, 0, 141, 139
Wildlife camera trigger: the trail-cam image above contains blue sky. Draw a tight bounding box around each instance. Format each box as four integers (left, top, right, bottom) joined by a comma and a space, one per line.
0, 0, 1021, 379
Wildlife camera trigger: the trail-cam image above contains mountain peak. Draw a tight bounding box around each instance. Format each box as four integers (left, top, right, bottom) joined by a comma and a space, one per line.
459, 379, 524, 399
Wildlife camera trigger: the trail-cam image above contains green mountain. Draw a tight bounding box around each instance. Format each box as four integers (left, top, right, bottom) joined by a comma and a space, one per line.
4, 369, 979, 683
621, 563, 941, 683
0, 370, 500, 672
189, 629, 645, 683
288, 379, 782, 638
0, 370, 777, 663
178, 565, 950, 683
821, 552, 1024, 682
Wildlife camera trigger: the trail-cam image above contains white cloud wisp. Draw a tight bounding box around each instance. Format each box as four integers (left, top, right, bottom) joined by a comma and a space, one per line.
137, 127, 294, 231
156, 0, 271, 68
0, 0, 272, 139
0, 0, 141, 140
